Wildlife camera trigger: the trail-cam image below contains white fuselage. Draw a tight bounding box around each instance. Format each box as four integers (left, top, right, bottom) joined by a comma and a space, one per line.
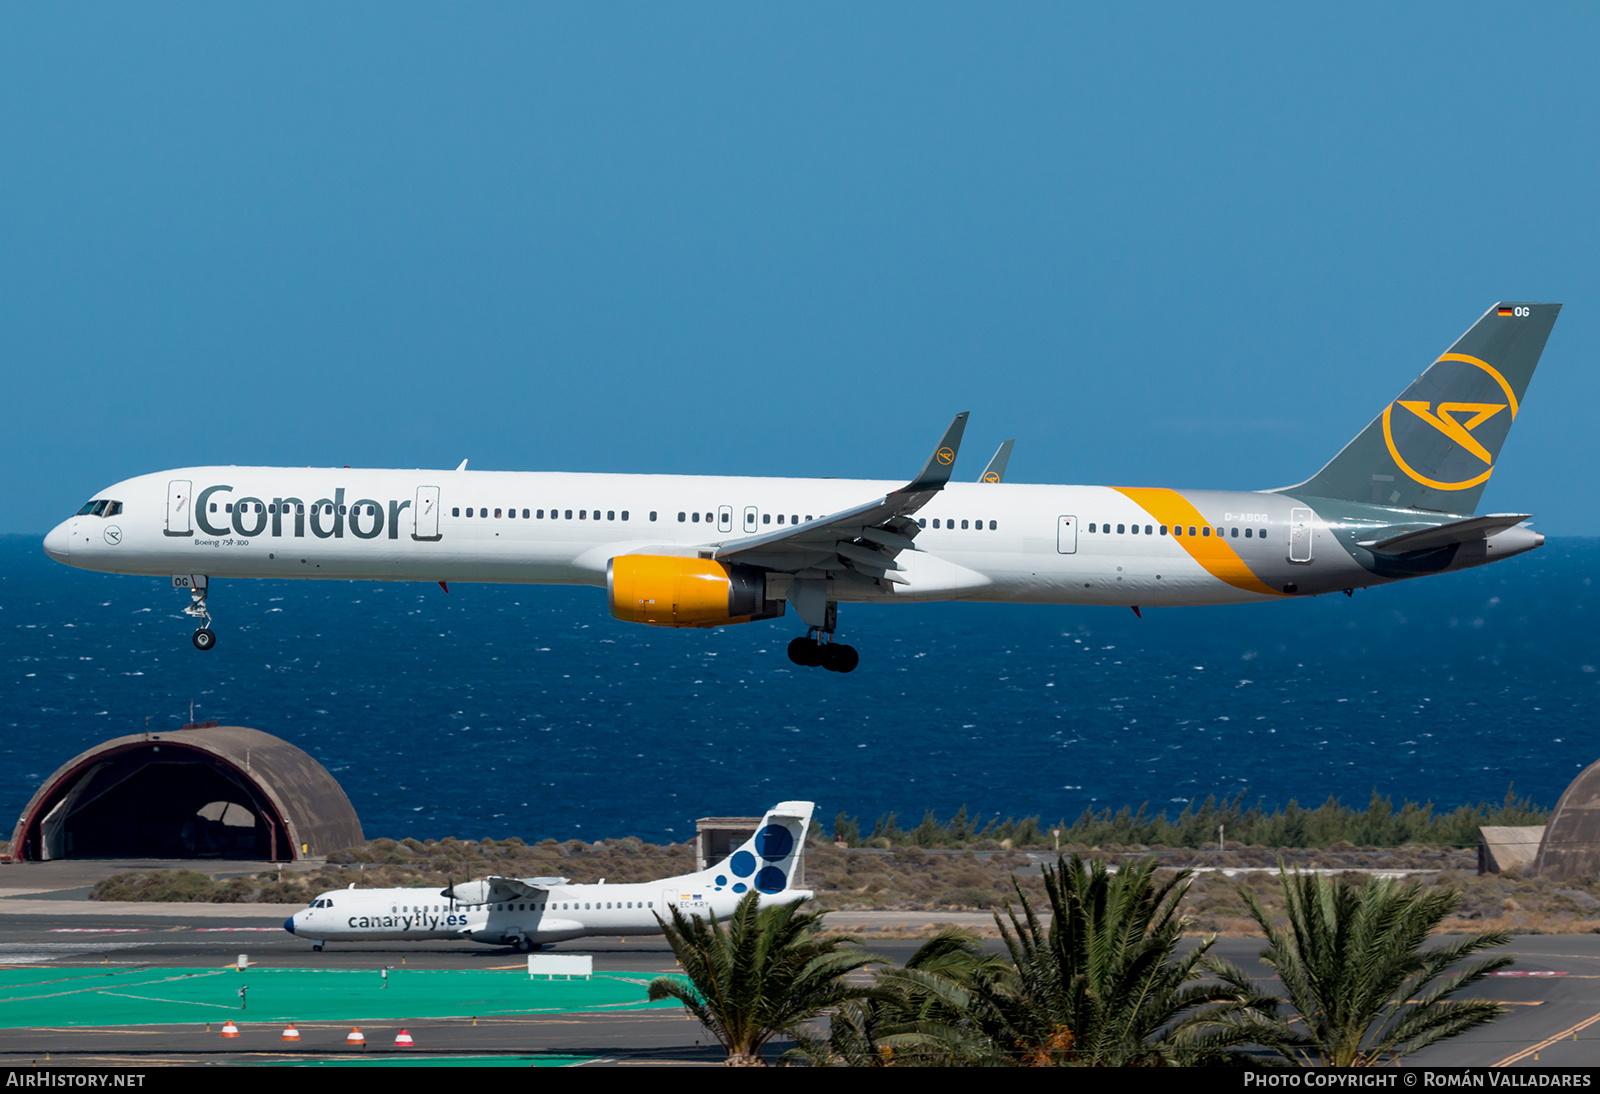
286, 875, 810, 948
42, 465, 1393, 608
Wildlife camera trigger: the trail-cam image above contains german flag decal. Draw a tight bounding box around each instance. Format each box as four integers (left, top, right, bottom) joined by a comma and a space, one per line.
1498, 306, 1515, 316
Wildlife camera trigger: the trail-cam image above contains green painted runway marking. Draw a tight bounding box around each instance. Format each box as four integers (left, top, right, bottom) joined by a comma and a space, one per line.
0, 967, 680, 1028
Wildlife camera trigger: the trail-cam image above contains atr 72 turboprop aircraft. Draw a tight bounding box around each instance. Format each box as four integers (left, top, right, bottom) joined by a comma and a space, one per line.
283, 801, 814, 952
44, 303, 1558, 673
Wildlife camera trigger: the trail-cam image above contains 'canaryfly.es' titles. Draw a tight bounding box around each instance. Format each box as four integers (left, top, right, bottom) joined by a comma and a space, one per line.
283, 801, 814, 951
46, 303, 1559, 672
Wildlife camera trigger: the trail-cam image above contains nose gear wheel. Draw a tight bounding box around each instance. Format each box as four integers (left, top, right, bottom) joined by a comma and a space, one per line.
183, 586, 216, 651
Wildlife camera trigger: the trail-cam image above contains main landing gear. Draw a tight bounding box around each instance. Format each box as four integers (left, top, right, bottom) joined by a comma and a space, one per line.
183, 583, 216, 651
788, 630, 859, 673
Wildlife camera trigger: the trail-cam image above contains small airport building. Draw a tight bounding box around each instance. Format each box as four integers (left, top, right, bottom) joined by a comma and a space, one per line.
9, 724, 362, 862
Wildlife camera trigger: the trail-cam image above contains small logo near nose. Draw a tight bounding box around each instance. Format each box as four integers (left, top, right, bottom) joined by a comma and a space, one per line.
103, 526, 122, 546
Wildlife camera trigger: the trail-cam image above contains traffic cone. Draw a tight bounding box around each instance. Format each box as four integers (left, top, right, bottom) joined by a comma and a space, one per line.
394, 1029, 415, 1049
346, 1026, 366, 1049
220, 1020, 240, 1039
281, 1023, 300, 1042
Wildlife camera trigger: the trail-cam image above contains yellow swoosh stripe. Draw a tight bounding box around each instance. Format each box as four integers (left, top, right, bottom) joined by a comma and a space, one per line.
1113, 487, 1284, 598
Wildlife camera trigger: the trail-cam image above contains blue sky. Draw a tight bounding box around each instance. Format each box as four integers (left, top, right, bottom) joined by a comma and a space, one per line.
5, 4, 1598, 533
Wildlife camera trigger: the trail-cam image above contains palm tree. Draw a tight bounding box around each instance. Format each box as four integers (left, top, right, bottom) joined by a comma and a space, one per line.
793, 928, 1015, 1066
647, 891, 882, 1066
977, 855, 1271, 1066
1236, 868, 1512, 1067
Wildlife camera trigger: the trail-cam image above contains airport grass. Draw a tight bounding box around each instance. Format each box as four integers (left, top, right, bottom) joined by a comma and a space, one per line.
83, 789, 1600, 935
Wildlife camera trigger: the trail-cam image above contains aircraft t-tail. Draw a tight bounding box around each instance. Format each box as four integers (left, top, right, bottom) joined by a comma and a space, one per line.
44, 303, 1559, 672
283, 801, 814, 951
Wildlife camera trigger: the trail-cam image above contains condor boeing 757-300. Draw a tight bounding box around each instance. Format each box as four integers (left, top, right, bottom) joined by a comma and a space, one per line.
44, 303, 1558, 673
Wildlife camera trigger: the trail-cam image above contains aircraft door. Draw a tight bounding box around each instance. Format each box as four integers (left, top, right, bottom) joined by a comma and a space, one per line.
743, 506, 758, 533
718, 506, 733, 533
1289, 508, 1313, 563
165, 480, 192, 536
1057, 515, 1077, 554
414, 486, 442, 541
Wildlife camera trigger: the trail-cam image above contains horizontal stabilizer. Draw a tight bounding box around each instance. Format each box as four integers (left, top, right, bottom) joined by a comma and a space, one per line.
1359, 513, 1532, 554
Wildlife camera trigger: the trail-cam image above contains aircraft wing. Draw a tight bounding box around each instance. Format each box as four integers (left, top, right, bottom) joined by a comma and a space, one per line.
1359, 513, 1532, 554
977, 439, 1014, 483
442, 875, 571, 905
712, 413, 968, 583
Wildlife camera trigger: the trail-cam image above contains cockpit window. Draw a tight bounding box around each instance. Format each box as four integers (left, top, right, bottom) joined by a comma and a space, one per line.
74, 500, 121, 517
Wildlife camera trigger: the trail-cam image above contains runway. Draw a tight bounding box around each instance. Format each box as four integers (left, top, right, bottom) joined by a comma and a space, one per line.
0, 866, 1595, 1066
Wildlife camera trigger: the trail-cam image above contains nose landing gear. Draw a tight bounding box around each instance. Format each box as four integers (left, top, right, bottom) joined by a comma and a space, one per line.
787, 629, 859, 673
182, 582, 216, 651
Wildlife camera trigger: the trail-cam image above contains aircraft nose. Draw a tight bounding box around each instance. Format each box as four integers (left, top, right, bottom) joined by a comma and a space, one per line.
283, 917, 296, 935
42, 523, 70, 564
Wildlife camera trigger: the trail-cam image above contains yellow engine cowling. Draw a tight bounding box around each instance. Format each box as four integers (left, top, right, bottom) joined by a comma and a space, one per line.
606, 555, 785, 629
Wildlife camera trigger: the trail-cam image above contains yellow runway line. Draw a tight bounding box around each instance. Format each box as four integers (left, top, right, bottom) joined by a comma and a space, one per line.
1495, 1008, 1600, 1066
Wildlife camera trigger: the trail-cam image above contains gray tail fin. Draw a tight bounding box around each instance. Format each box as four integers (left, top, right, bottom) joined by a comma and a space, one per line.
1279, 302, 1560, 513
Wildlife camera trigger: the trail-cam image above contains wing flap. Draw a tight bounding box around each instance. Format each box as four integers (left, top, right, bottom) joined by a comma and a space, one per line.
714, 414, 968, 578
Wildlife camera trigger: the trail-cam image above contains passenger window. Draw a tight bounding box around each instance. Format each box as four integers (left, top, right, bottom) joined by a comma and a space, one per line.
1171, 525, 1179, 535
805, 515, 812, 521
1159, 525, 1167, 535
961, 520, 968, 529
1202, 527, 1210, 536
1231, 527, 1238, 537
579, 510, 586, 519
763, 514, 771, 524
650, 511, 657, 521
622, 511, 629, 521
1089, 523, 1096, 533
608, 511, 615, 520
1244, 527, 1252, 538
536, 509, 544, 518
495, 509, 502, 518
1189, 526, 1197, 537
933, 519, 941, 529
1117, 524, 1125, 534
678, 512, 686, 522
1130, 524, 1138, 534
692, 512, 700, 522
989, 520, 996, 530
522, 509, 529, 518
706, 512, 713, 522
564, 510, 572, 519
297, 504, 304, 515
777, 515, 785, 524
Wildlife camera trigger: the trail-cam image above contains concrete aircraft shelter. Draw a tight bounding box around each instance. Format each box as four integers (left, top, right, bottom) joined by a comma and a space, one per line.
10, 724, 362, 862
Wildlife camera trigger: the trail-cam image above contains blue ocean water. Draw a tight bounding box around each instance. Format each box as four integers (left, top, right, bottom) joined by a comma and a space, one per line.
2, 535, 1597, 843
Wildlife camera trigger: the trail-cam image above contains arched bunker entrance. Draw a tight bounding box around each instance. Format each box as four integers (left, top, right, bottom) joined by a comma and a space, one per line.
11, 725, 363, 862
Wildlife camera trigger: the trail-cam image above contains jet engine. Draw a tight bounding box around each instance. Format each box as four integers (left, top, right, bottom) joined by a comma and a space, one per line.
607, 555, 784, 628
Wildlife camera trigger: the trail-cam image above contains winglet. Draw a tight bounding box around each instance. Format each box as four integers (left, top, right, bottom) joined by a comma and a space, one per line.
899, 413, 969, 495
977, 439, 1014, 483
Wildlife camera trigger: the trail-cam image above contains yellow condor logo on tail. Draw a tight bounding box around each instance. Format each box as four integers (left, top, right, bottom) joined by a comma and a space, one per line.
1381, 353, 1518, 491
